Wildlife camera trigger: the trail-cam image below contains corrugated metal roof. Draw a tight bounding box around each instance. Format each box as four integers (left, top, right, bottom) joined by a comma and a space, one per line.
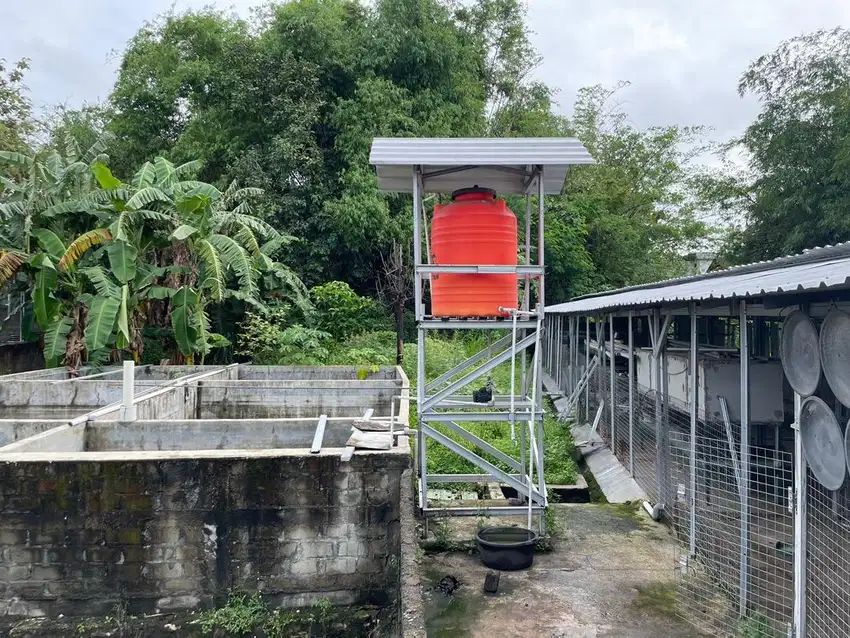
369, 137, 595, 195
548, 243, 850, 314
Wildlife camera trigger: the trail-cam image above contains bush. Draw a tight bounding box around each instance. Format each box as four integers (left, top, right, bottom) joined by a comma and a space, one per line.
327, 331, 397, 366
236, 306, 331, 364
309, 281, 388, 340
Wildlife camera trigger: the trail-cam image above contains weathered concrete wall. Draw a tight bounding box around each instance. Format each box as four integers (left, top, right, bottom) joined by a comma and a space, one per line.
237, 365, 398, 381
196, 382, 399, 419
85, 419, 357, 451
0, 420, 68, 447
0, 449, 409, 617
0, 424, 85, 453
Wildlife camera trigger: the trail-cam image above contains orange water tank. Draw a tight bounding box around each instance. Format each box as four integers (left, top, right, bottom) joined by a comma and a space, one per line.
430, 187, 518, 317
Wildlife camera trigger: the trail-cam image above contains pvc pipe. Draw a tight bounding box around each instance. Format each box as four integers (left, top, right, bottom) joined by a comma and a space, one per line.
120, 360, 136, 422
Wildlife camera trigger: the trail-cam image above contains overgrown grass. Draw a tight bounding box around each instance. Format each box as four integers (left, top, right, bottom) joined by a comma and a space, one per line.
197, 593, 364, 637
304, 329, 580, 487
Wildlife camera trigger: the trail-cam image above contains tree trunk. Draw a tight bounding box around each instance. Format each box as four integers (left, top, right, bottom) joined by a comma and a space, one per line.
395, 299, 404, 365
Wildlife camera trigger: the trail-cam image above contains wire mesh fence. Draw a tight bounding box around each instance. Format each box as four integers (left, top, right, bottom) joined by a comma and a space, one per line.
546, 335, 801, 637
807, 473, 850, 638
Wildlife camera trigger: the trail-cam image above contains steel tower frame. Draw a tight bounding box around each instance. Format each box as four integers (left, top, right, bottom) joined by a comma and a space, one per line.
369, 138, 594, 533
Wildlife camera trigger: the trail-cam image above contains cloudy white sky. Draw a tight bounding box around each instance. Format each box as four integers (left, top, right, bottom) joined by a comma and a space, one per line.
3, 0, 850, 146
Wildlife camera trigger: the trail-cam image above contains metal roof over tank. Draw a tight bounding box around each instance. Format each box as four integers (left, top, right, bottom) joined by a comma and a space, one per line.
369, 137, 595, 195
548, 243, 850, 314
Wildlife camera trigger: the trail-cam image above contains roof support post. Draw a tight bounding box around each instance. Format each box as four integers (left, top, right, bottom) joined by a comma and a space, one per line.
689, 302, 698, 556
609, 314, 616, 456
738, 300, 750, 617
628, 310, 635, 477
585, 315, 591, 423
793, 390, 807, 637
536, 168, 546, 510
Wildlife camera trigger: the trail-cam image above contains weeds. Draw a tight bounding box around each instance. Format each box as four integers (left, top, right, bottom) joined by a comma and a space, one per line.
737, 613, 777, 638
199, 592, 266, 636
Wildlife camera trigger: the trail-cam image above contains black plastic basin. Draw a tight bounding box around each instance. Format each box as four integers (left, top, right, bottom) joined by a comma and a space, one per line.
476, 526, 537, 571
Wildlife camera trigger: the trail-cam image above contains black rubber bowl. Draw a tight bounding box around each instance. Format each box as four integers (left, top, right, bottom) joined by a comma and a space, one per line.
476, 526, 537, 571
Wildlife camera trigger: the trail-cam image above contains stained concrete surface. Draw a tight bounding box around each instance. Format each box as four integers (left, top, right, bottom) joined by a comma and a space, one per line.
422, 504, 705, 638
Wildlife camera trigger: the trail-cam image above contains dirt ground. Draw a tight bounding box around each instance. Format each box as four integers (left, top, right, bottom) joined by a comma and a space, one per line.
421, 503, 706, 638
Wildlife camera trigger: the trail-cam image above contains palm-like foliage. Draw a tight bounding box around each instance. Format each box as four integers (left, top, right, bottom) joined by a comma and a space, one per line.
0, 137, 309, 367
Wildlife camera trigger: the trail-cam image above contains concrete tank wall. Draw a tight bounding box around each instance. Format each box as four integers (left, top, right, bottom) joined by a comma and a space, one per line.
85, 419, 358, 451
0, 449, 408, 617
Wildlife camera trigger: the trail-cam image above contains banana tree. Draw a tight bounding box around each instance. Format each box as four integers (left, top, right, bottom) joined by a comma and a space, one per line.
131, 157, 307, 363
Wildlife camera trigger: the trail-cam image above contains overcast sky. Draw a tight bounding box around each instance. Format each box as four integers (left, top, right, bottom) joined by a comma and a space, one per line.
3, 0, 850, 147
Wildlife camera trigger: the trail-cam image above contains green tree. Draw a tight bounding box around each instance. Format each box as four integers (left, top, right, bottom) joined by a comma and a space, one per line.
715, 28, 850, 262
0, 58, 33, 153
559, 83, 713, 293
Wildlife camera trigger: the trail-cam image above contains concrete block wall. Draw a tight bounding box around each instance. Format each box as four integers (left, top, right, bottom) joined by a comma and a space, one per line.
0, 450, 409, 617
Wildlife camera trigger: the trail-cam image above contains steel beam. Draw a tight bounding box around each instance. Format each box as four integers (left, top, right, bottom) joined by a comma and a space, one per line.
609, 314, 616, 453
793, 391, 806, 637
421, 423, 545, 504
629, 310, 635, 478
423, 411, 542, 422
739, 300, 750, 617
437, 420, 521, 471
423, 506, 545, 518
585, 315, 590, 422
689, 303, 698, 555
420, 319, 538, 330
426, 333, 512, 392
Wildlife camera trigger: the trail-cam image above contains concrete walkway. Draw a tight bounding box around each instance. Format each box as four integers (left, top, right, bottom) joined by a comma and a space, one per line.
422, 505, 704, 637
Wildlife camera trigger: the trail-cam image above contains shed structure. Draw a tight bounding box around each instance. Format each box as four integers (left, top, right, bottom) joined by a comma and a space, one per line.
544, 242, 850, 638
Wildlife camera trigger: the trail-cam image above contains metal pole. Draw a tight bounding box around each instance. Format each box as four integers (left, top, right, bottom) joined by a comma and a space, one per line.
654, 310, 663, 504
739, 300, 750, 617
793, 390, 806, 637
609, 314, 616, 454
662, 343, 669, 507
536, 170, 546, 505
628, 311, 635, 477
120, 360, 136, 422
596, 319, 604, 431
689, 302, 698, 556
521, 194, 531, 399
585, 315, 590, 423
413, 169, 428, 525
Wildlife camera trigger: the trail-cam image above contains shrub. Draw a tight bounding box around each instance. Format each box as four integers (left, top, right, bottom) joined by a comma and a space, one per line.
309, 281, 388, 340
236, 306, 331, 364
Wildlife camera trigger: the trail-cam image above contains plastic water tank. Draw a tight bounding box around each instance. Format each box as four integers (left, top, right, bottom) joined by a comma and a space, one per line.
430, 187, 518, 317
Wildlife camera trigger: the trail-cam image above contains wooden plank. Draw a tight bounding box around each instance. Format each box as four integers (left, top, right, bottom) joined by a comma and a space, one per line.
310, 414, 328, 454
340, 446, 356, 462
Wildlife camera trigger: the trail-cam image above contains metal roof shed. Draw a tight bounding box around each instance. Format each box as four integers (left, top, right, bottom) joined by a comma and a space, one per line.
369, 137, 594, 195
547, 243, 850, 316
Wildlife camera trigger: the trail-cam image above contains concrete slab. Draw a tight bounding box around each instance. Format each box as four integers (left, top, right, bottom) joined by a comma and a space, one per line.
421, 504, 705, 637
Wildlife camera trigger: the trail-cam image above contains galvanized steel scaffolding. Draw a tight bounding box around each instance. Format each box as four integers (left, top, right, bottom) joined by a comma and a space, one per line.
369, 138, 594, 533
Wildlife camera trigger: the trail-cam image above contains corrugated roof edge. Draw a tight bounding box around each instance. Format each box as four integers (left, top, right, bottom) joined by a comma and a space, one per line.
549, 241, 850, 312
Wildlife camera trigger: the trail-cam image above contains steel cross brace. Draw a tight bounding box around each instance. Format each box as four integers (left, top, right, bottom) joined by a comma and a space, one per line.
421, 331, 537, 412
420, 422, 545, 504
426, 333, 512, 392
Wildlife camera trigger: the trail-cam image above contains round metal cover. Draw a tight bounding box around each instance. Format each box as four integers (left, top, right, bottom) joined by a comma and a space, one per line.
800, 396, 846, 491
780, 311, 821, 397
820, 309, 850, 408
